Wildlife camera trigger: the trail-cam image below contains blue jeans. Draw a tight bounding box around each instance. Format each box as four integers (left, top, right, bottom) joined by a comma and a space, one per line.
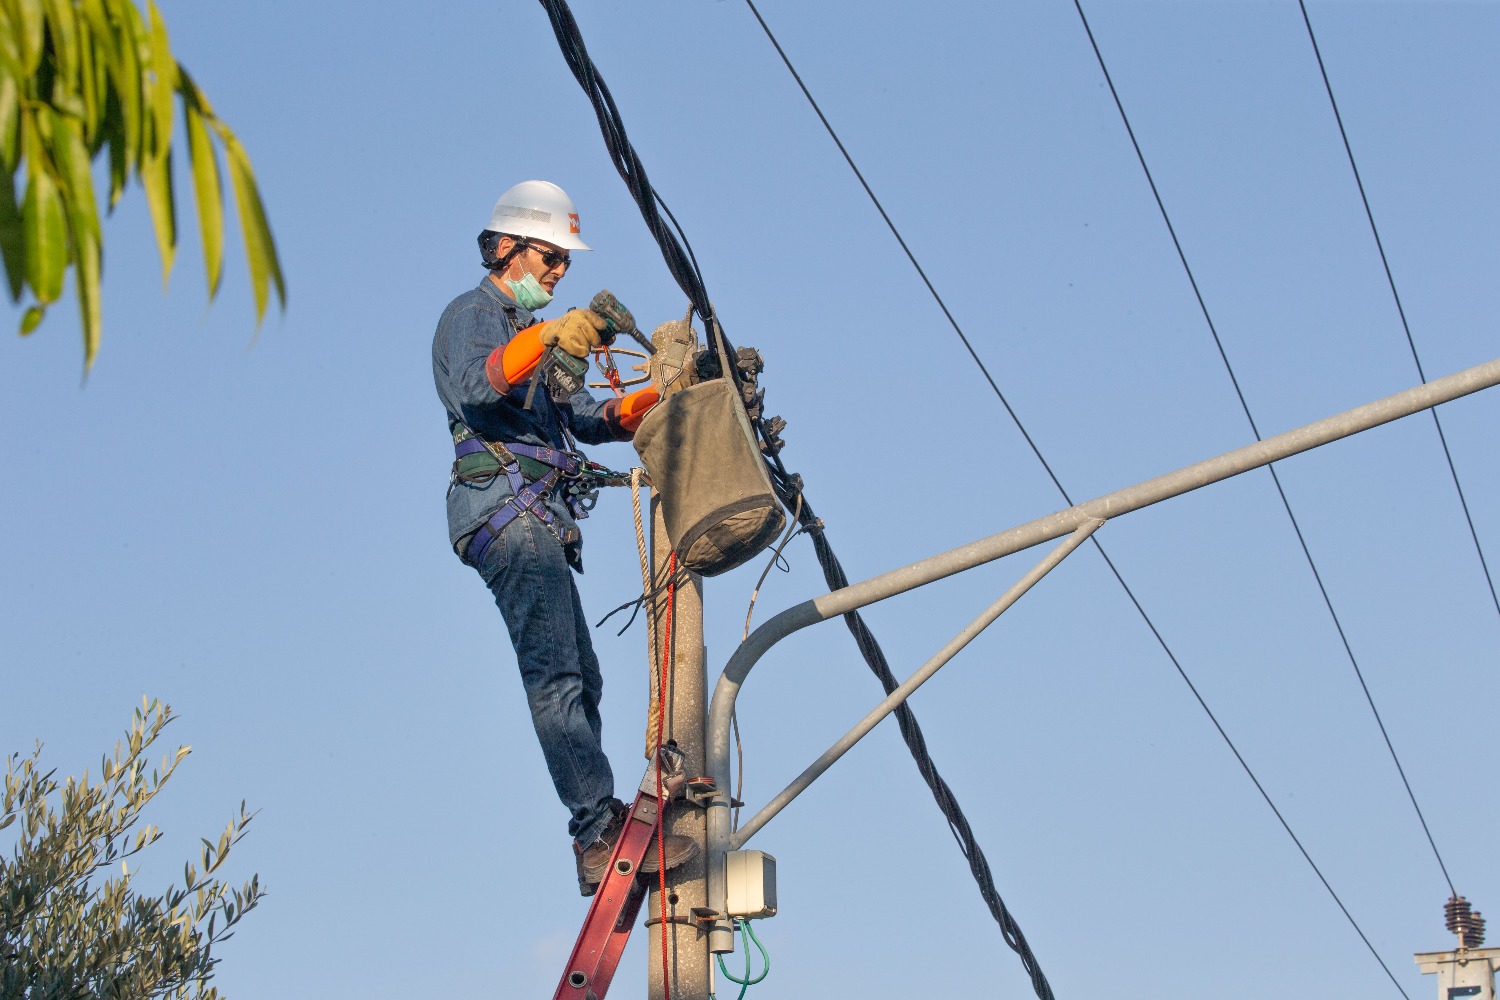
476, 511, 617, 848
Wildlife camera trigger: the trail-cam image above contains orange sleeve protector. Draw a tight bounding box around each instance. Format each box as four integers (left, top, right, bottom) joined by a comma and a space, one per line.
616, 386, 660, 432
485, 323, 547, 393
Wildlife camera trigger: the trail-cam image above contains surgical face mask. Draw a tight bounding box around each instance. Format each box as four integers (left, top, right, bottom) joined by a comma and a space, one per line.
504, 272, 553, 311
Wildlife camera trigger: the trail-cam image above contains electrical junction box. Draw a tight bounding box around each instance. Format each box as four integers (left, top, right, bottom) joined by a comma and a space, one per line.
725, 850, 777, 919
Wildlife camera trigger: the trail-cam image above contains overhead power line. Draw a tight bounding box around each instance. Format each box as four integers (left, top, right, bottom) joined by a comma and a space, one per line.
1071, 0, 1459, 907
1072, 0, 1497, 988
746, 0, 1413, 995
1296, 0, 1500, 621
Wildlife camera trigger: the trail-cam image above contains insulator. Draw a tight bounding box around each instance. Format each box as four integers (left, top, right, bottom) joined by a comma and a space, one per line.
1446, 895, 1471, 935
1446, 895, 1486, 948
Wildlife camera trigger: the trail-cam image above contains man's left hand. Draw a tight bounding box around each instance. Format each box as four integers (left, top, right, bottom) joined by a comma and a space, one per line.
541, 309, 608, 358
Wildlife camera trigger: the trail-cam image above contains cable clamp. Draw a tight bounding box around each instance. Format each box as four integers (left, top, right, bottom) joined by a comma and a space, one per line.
683, 775, 727, 809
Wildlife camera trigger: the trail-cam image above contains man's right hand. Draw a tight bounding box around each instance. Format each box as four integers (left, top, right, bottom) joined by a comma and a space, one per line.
540, 309, 607, 358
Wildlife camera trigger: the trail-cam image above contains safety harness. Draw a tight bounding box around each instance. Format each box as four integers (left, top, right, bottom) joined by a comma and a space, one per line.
450, 423, 631, 567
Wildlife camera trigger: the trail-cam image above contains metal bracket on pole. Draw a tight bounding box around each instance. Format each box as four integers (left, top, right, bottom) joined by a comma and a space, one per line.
683, 775, 725, 810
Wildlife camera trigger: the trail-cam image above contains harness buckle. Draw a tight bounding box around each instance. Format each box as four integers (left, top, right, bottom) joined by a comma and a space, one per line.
566, 485, 600, 518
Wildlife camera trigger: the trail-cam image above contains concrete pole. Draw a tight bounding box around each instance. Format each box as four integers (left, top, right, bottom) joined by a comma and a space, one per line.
646, 496, 711, 1000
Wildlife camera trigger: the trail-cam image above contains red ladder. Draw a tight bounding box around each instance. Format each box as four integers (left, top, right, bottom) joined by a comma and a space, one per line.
553, 746, 685, 1000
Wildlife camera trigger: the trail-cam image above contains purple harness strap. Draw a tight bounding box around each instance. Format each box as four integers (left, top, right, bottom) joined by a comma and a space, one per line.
509, 442, 578, 470
455, 437, 583, 567
464, 468, 561, 567
455, 437, 581, 472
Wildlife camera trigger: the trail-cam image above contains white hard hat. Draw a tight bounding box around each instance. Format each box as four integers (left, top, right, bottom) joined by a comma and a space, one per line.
485, 180, 592, 252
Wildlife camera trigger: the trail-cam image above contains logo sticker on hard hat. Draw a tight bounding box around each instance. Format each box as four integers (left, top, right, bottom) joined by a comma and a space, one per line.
569, 213, 581, 234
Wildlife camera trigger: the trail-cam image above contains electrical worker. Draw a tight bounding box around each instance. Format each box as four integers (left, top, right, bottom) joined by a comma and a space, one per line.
432, 180, 692, 895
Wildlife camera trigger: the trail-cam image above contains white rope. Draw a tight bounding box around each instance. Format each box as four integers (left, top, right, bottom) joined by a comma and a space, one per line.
633, 467, 663, 758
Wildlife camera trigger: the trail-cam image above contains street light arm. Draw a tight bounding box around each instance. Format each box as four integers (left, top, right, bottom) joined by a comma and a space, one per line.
704, 354, 1500, 953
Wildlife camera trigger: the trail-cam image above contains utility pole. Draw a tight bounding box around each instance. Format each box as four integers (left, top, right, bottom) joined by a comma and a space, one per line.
646, 497, 711, 1000
1417, 896, 1496, 1000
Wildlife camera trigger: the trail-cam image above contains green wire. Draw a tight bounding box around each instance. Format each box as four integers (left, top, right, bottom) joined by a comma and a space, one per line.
715, 918, 770, 997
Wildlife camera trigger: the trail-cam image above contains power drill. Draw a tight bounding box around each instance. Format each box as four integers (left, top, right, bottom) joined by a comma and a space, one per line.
589, 289, 655, 355
533, 290, 654, 403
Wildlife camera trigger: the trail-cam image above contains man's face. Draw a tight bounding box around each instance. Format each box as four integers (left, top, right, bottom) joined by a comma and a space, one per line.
500, 237, 572, 294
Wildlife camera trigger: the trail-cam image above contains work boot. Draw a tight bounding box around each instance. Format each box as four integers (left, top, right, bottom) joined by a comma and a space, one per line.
573, 801, 698, 897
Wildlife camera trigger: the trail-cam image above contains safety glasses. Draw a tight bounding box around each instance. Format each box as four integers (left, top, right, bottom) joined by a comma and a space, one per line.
523, 242, 571, 270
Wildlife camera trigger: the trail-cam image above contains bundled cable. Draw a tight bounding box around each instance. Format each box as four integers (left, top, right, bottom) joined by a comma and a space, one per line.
535, 3, 1054, 997
537, 1, 714, 334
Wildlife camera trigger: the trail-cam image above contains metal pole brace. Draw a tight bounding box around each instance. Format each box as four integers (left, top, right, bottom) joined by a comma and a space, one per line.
644, 906, 724, 930
684, 775, 729, 809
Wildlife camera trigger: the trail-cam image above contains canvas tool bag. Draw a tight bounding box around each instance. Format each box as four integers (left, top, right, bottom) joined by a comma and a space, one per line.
632, 328, 785, 576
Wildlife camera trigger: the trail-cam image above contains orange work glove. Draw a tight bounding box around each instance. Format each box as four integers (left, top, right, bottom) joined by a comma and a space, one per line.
616, 386, 660, 433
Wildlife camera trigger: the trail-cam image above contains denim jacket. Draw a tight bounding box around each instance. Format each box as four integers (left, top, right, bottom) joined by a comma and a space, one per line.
432, 276, 628, 561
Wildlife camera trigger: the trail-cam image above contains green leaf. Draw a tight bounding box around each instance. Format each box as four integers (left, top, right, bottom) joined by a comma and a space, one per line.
104, 0, 142, 172
49, 109, 97, 245
9, 0, 44, 76
0, 73, 19, 172
19, 304, 43, 334
182, 94, 220, 296
78, 0, 116, 149
74, 225, 100, 367
0, 168, 24, 301
102, 90, 126, 208
75, 9, 102, 146
21, 138, 67, 304
144, 1, 174, 157
223, 135, 283, 322
0, 9, 22, 73
42, 0, 81, 95
140, 146, 174, 286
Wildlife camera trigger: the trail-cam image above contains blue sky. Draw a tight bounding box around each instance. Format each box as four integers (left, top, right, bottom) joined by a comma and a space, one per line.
3, 2, 1497, 998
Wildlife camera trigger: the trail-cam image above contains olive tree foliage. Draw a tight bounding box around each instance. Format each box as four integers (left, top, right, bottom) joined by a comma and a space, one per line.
0, 0, 285, 369
0, 699, 263, 1000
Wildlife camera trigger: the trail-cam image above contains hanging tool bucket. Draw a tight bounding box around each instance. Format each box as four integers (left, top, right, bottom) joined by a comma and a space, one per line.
633, 323, 785, 576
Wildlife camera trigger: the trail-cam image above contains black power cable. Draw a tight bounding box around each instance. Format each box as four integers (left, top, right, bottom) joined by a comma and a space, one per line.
535, 3, 1056, 997
1075, 0, 1466, 895
1071, 1, 1455, 993
536, 1, 713, 331
1296, 0, 1500, 623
